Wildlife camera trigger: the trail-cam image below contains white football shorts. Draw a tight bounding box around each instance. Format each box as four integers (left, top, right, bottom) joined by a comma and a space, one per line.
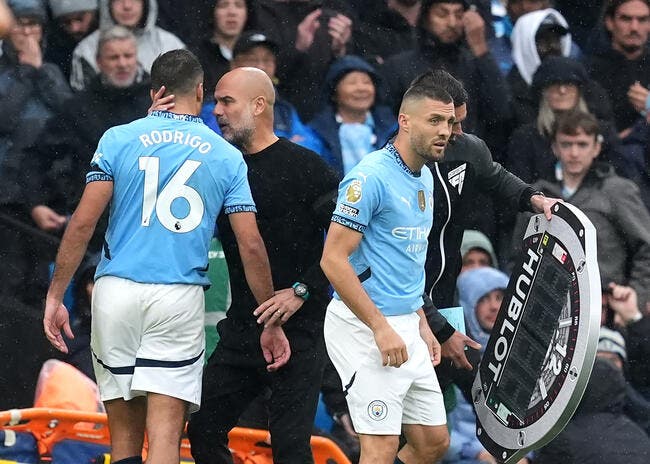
324, 298, 446, 435
91, 276, 205, 413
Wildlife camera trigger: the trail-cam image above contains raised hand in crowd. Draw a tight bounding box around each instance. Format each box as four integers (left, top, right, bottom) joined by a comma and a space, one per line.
606, 283, 644, 326
327, 11, 352, 57
463, 6, 488, 57
13, 22, 42, 68
295, 8, 321, 52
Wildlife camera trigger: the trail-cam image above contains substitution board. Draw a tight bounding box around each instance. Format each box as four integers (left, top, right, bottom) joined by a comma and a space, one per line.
472, 202, 601, 463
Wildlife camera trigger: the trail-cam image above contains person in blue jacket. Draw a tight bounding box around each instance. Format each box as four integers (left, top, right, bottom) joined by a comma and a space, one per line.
308, 55, 397, 178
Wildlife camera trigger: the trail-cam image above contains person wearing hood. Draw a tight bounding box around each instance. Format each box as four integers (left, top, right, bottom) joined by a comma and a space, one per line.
380, 0, 512, 159
506, 55, 624, 185
0, 0, 73, 306
511, 109, 650, 310
507, 8, 586, 128
69, 0, 184, 90
308, 55, 397, 178
443, 267, 528, 464
45, 0, 99, 79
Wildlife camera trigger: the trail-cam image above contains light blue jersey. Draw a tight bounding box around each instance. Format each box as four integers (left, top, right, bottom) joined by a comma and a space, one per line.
88, 110, 255, 286
331, 143, 434, 316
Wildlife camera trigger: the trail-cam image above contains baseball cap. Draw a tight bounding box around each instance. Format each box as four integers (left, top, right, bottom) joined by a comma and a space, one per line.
232, 32, 279, 58
537, 13, 569, 37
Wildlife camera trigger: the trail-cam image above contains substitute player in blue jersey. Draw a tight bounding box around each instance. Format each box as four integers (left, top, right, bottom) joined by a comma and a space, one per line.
43, 50, 288, 464
321, 81, 456, 464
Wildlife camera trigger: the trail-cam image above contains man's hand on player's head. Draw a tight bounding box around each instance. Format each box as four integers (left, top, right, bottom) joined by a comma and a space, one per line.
148, 85, 175, 114
441, 331, 481, 370
260, 324, 291, 372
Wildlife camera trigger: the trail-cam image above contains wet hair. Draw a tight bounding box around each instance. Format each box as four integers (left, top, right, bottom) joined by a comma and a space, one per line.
150, 49, 204, 96
402, 80, 453, 108
96, 25, 136, 58
551, 110, 601, 141
604, 0, 650, 18
409, 69, 468, 107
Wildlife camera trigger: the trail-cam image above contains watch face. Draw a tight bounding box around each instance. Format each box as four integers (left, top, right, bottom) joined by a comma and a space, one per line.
294, 284, 307, 296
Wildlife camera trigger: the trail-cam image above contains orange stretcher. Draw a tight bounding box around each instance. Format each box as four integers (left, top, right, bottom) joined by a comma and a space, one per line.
0, 408, 351, 464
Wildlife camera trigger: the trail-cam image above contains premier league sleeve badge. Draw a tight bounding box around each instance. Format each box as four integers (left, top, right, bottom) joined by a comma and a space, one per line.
472, 202, 601, 463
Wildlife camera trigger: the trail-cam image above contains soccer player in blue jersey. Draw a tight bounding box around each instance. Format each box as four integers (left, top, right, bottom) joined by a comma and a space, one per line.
321, 81, 456, 464
43, 50, 288, 464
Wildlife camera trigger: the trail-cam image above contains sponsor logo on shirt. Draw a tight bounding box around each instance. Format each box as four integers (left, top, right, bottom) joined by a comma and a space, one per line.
448, 163, 466, 195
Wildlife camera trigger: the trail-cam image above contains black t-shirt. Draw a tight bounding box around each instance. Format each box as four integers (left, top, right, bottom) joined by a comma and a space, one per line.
217, 137, 338, 332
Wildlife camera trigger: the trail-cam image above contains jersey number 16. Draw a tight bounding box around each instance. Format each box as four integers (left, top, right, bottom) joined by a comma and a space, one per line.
139, 156, 205, 233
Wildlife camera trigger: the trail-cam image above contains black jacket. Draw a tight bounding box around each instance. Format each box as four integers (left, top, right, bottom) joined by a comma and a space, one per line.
424, 133, 534, 337
380, 32, 511, 155
587, 47, 650, 132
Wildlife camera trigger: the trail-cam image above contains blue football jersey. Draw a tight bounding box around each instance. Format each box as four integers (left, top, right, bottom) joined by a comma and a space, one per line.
88, 110, 255, 286
331, 144, 434, 316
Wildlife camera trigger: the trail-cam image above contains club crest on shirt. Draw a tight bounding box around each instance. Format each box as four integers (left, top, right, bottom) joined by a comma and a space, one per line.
418, 190, 426, 211
367, 400, 388, 421
346, 179, 363, 204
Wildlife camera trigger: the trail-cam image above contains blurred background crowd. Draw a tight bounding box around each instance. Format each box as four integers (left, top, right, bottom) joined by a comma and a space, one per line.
0, 1, 649, 463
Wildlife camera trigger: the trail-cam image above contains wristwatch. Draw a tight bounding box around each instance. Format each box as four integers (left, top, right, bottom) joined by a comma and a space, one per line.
292, 282, 310, 301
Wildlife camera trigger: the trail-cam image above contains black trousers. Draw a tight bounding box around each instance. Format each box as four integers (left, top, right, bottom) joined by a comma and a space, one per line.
188, 328, 326, 464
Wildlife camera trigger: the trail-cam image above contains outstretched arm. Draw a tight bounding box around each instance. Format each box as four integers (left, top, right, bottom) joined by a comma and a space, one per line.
44, 181, 113, 352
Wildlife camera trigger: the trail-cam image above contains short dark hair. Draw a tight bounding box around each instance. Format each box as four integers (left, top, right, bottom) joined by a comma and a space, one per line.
551, 110, 600, 141
150, 49, 204, 96
604, 0, 650, 18
402, 80, 453, 107
409, 70, 468, 107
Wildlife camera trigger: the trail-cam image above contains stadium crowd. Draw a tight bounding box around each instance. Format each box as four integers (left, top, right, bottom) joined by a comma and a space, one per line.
0, 0, 649, 463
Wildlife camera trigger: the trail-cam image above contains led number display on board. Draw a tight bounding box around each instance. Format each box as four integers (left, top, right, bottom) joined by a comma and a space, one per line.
472, 202, 601, 463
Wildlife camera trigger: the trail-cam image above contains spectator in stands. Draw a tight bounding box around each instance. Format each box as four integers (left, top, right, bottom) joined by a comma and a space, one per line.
0, 0, 14, 37
201, 31, 321, 152
0, 0, 72, 305
192, 0, 249, 102
381, 0, 512, 159
511, 110, 650, 311
24, 25, 149, 250
459, 229, 498, 273
443, 267, 534, 464
155, 0, 213, 46
587, 0, 650, 137
507, 8, 587, 128
70, 0, 184, 90
506, 56, 623, 184
45, 0, 98, 79
603, 283, 650, 401
251, 0, 354, 120
534, 349, 650, 463
353, 0, 419, 67
308, 55, 397, 178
